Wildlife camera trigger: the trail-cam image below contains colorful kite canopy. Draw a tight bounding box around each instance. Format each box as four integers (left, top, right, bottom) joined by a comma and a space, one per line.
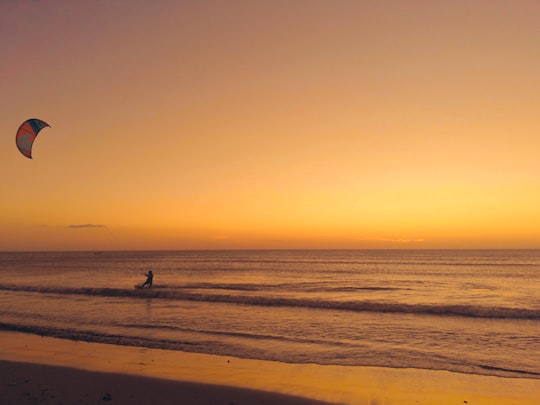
16, 118, 50, 159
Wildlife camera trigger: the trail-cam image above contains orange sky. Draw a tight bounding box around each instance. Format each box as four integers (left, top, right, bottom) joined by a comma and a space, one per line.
2, 0, 540, 251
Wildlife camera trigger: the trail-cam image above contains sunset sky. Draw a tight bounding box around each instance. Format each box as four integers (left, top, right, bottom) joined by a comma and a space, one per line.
2, 0, 540, 251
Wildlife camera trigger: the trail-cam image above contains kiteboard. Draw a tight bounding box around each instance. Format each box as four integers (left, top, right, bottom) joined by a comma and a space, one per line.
134, 284, 144, 290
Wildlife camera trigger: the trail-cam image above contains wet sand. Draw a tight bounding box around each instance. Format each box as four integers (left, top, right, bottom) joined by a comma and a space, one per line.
1, 331, 538, 404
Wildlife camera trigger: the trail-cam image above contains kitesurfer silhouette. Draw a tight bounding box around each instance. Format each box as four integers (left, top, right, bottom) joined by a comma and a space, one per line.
141, 270, 153, 288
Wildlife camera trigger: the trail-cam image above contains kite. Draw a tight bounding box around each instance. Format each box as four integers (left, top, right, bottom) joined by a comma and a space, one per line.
16, 118, 50, 159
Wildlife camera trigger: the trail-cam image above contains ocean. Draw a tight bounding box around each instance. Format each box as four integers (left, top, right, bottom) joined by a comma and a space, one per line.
0, 250, 538, 380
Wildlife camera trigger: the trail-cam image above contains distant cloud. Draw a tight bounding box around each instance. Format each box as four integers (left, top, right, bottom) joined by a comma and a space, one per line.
391, 238, 425, 243
363, 237, 425, 243
66, 224, 116, 239
67, 224, 106, 229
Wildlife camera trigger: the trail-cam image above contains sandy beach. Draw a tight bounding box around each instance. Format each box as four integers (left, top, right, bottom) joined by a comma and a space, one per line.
0, 360, 331, 405
1, 331, 538, 404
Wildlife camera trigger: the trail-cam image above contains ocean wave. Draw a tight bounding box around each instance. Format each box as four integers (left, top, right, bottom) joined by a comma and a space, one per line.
1, 322, 538, 380
0, 284, 538, 319
478, 364, 540, 377
177, 282, 404, 293
118, 322, 351, 348
0, 322, 201, 351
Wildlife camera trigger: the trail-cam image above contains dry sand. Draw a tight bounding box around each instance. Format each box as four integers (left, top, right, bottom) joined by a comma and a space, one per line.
1, 331, 538, 404
0, 360, 327, 405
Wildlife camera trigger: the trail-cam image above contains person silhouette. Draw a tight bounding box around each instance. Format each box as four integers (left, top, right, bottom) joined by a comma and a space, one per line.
141, 270, 153, 288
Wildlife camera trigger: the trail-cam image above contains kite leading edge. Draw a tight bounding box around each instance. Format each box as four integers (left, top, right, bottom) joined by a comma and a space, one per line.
16, 118, 50, 159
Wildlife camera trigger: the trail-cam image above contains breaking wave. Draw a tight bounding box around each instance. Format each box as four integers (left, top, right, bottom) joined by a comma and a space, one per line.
0, 284, 537, 320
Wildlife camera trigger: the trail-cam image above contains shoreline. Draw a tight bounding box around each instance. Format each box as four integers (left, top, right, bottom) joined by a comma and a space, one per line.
1, 331, 539, 404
